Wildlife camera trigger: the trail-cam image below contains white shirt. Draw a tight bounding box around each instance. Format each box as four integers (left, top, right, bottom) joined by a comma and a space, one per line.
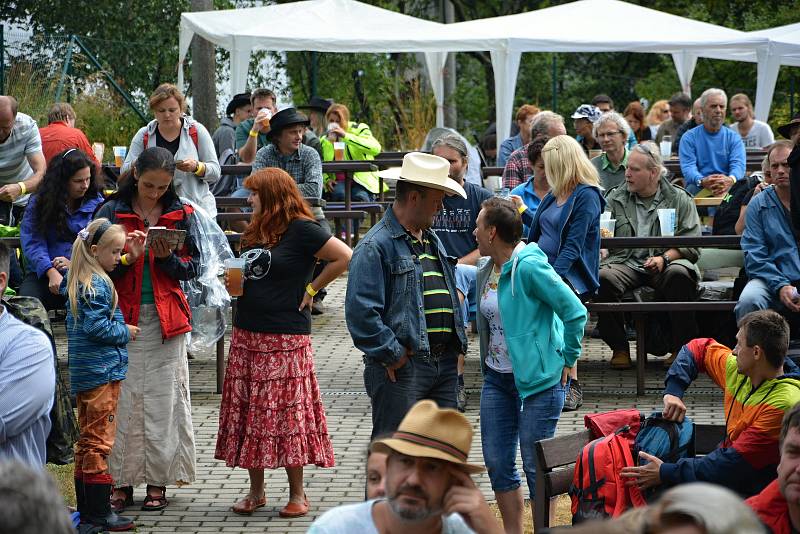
730, 120, 775, 149
308, 499, 475, 534
0, 112, 41, 186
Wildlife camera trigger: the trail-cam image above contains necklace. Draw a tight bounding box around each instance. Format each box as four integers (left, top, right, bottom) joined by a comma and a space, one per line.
135, 200, 159, 228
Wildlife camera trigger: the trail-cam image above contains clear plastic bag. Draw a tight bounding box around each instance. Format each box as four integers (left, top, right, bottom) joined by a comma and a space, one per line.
180, 198, 233, 352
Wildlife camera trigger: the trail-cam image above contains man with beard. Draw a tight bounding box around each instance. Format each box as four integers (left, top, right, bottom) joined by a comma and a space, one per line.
679, 88, 746, 195
308, 400, 502, 534
346, 153, 468, 438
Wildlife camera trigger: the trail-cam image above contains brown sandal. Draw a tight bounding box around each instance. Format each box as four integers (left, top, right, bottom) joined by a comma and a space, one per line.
141, 485, 168, 511
110, 486, 134, 513
232, 494, 267, 515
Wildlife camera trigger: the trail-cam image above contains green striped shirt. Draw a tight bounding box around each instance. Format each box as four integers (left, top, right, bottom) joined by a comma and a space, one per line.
408, 232, 455, 347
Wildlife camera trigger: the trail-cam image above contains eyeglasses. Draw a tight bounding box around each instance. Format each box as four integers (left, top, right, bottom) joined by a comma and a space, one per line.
596, 131, 623, 139
632, 143, 661, 166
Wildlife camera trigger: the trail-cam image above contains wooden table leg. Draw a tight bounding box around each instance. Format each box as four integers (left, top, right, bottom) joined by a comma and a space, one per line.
215, 334, 225, 394
635, 314, 647, 396
344, 174, 352, 247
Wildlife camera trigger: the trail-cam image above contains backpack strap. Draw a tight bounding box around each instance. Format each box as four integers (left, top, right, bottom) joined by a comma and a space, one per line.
142, 129, 149, 149
142, 124, 199, 151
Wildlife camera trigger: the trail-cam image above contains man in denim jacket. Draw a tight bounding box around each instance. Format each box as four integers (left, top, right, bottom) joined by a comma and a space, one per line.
346, 153, 468, 439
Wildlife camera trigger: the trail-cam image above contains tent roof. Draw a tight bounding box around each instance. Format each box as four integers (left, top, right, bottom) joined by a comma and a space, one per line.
701, 22, 800, 66
447, 0, 768, 54
179, 0, 492, 55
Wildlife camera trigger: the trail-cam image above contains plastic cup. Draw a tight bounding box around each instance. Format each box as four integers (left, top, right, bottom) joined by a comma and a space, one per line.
92, 142, 105, 163
485, 175, 502, 194
333, 141, 346, 161
599, 218, 616, 238
498, 187, 511, 199
660, 135, 672, 159
658, 208, 676, 236
224, 258, 245, 297
600, 211, 612, 221
113, 146, 127, 167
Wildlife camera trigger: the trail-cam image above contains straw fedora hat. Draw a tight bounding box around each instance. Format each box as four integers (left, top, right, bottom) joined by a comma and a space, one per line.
370, 400, 485, 474
378, 152, 467, 199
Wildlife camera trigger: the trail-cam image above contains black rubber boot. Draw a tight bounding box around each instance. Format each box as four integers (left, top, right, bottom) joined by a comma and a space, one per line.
82, 482, 135, 532
74, 477, 85, 516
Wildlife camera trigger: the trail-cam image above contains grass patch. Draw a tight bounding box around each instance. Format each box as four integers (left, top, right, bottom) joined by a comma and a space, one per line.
46, 463, 76, 507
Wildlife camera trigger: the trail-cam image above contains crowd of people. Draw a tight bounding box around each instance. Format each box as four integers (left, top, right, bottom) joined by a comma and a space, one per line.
1, 79, 800, 534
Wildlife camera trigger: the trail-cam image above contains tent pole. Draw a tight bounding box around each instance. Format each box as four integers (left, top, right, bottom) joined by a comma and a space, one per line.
551, 54, 557, 112
791, 75, 795, 118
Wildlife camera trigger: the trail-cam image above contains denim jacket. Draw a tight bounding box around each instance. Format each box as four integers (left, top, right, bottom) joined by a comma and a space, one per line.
345, 206, 467, 365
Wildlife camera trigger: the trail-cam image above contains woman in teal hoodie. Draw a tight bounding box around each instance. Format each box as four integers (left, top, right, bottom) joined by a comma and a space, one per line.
473, 197, 587, 534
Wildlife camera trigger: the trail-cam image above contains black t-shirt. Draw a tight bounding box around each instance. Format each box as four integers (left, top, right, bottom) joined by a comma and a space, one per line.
234, 219, 330, 334
712, 176, 759, 235
431, 182, 493, 259
155, 119, 183, 156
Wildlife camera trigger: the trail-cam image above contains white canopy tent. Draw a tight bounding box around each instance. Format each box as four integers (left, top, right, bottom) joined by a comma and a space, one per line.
444, 0, 772, 144
177, 0, 500, 128
178, 0, 775, 150
685, 22, 800, 124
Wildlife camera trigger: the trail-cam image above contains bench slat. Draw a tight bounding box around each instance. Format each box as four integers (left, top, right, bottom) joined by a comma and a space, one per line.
536, 429, 592, 469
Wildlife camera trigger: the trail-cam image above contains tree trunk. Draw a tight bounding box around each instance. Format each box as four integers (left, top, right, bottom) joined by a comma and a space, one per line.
191, 0, 217, 131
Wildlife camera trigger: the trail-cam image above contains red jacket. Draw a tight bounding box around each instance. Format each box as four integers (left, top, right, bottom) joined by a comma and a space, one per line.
39, 121, 100, 169
746, 480, 792, 534
95, 196, 199, 340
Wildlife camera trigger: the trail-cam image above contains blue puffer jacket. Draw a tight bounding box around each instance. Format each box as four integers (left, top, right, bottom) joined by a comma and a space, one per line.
61, 273, 129, 395
527, 184, 605, 298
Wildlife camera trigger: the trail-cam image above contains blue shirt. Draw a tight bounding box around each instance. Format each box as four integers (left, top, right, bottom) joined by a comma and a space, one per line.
0, 307, 54, 466
679, 125, 746, 188
511, 179, 543, 236
497, 134, 523, 167
537, 201, 566, 263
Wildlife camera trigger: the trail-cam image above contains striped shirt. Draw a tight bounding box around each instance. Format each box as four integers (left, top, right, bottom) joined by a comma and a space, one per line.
0, 306, 55, 466
407, 232, 455, 347
0, 112, 42, 186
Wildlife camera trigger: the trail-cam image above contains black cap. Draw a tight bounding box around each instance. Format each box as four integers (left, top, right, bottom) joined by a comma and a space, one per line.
226, 92, 251, 117
777, 112, 800, 139
297, 96, 333, 113
265, 108, 310, 140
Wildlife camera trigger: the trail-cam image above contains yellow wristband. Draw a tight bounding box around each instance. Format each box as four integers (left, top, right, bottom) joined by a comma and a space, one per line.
517, 205, 527, 214
17, 181, 26, 195
194, 162, 205, 176
120, 254, 130, 266
248, 129, 259, 138
305, 283, 318, 297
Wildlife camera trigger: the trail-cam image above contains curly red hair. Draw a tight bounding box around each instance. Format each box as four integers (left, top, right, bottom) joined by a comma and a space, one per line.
241, 168, 314, 248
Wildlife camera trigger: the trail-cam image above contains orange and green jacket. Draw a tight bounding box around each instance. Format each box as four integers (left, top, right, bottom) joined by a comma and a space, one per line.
661, 337, 800, 496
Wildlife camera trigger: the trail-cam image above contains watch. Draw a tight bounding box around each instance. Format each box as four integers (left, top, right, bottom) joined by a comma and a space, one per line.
728, 175, 737, 186
661, 253, 671, 268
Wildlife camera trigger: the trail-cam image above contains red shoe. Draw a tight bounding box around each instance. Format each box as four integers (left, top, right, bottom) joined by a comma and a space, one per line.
231, 494, 266, 515
279, 495, 309, 518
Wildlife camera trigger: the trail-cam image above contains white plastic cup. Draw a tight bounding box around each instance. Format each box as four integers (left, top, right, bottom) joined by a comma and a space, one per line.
224, 258, 246, 297
660, 135, 672, 159
658, 208, 676, 236
600, 218, 616, 237
485, 175, 502, 194
333, 141, 346, 161
113, 146, 127, 167
600, 211, 612, 221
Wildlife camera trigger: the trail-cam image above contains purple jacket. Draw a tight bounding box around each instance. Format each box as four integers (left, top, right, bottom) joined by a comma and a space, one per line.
20, 193, 104, 278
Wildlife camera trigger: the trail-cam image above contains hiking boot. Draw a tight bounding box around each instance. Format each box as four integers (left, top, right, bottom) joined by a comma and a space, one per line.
82, 482, 134, 531
563, 379, 583, 412
610, 350, 632, 370
457, 383, 467, 412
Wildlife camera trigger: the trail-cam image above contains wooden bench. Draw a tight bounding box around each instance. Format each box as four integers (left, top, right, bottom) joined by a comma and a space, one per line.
533, 423, 726, 530
590, 235, 741, 396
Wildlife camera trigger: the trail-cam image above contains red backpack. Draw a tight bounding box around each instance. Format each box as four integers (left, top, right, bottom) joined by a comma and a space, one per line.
569, 410, 647, 523
142, 124, 199, 151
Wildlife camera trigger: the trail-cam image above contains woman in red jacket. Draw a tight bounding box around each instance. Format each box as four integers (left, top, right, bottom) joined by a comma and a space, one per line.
95, 146, 200, 512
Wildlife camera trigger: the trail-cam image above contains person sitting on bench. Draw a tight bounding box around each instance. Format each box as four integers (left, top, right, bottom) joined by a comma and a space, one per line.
620, 310, 800, 497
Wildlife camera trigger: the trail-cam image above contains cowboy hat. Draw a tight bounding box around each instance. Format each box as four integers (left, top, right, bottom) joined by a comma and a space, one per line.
225, 92, 251, 117
777, 112, 800, 139
297, 96, 334, 113
265, 107, 310, 140
371, 400, 485, 474
378, 152, 467, 199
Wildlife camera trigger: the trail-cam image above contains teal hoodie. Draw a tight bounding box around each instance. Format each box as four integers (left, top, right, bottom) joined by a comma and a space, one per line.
477, 242, 587, 399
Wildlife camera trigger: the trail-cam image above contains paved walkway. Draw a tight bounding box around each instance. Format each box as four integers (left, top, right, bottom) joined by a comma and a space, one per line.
54, 273, 722, 533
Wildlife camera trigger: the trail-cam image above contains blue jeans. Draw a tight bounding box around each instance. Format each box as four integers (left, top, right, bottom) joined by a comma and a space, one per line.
480, 366, 565, 498
230, 185, 252, 212
364, 353, 458, 439
735, 278, 785, 322
332, 180, 373, 202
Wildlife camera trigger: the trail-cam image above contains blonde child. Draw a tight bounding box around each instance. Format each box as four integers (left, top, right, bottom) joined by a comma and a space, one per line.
63, 218, 144, 532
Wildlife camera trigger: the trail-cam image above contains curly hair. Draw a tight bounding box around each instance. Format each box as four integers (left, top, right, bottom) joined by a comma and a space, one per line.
35, 149, 102, 239
241, 168, 314, 248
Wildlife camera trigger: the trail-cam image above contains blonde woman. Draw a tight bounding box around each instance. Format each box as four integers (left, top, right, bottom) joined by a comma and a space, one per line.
121, 83, 220, 216
527, 135, 605, 411
647, 99, 670, 139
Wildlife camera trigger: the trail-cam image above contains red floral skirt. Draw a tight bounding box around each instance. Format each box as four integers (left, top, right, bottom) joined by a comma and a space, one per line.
214, 329, 335, 469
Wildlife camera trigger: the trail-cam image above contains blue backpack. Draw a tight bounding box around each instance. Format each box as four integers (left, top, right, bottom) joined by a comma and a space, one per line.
633, 412, 694, 500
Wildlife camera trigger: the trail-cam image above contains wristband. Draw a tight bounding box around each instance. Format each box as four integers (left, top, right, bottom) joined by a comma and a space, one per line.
305, 283, 319, 297
120, 254, 130, 266
194, 162, 205, 176
248, 129, 259, 138
517, 205, 527, 214
17, 181, 26, 195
